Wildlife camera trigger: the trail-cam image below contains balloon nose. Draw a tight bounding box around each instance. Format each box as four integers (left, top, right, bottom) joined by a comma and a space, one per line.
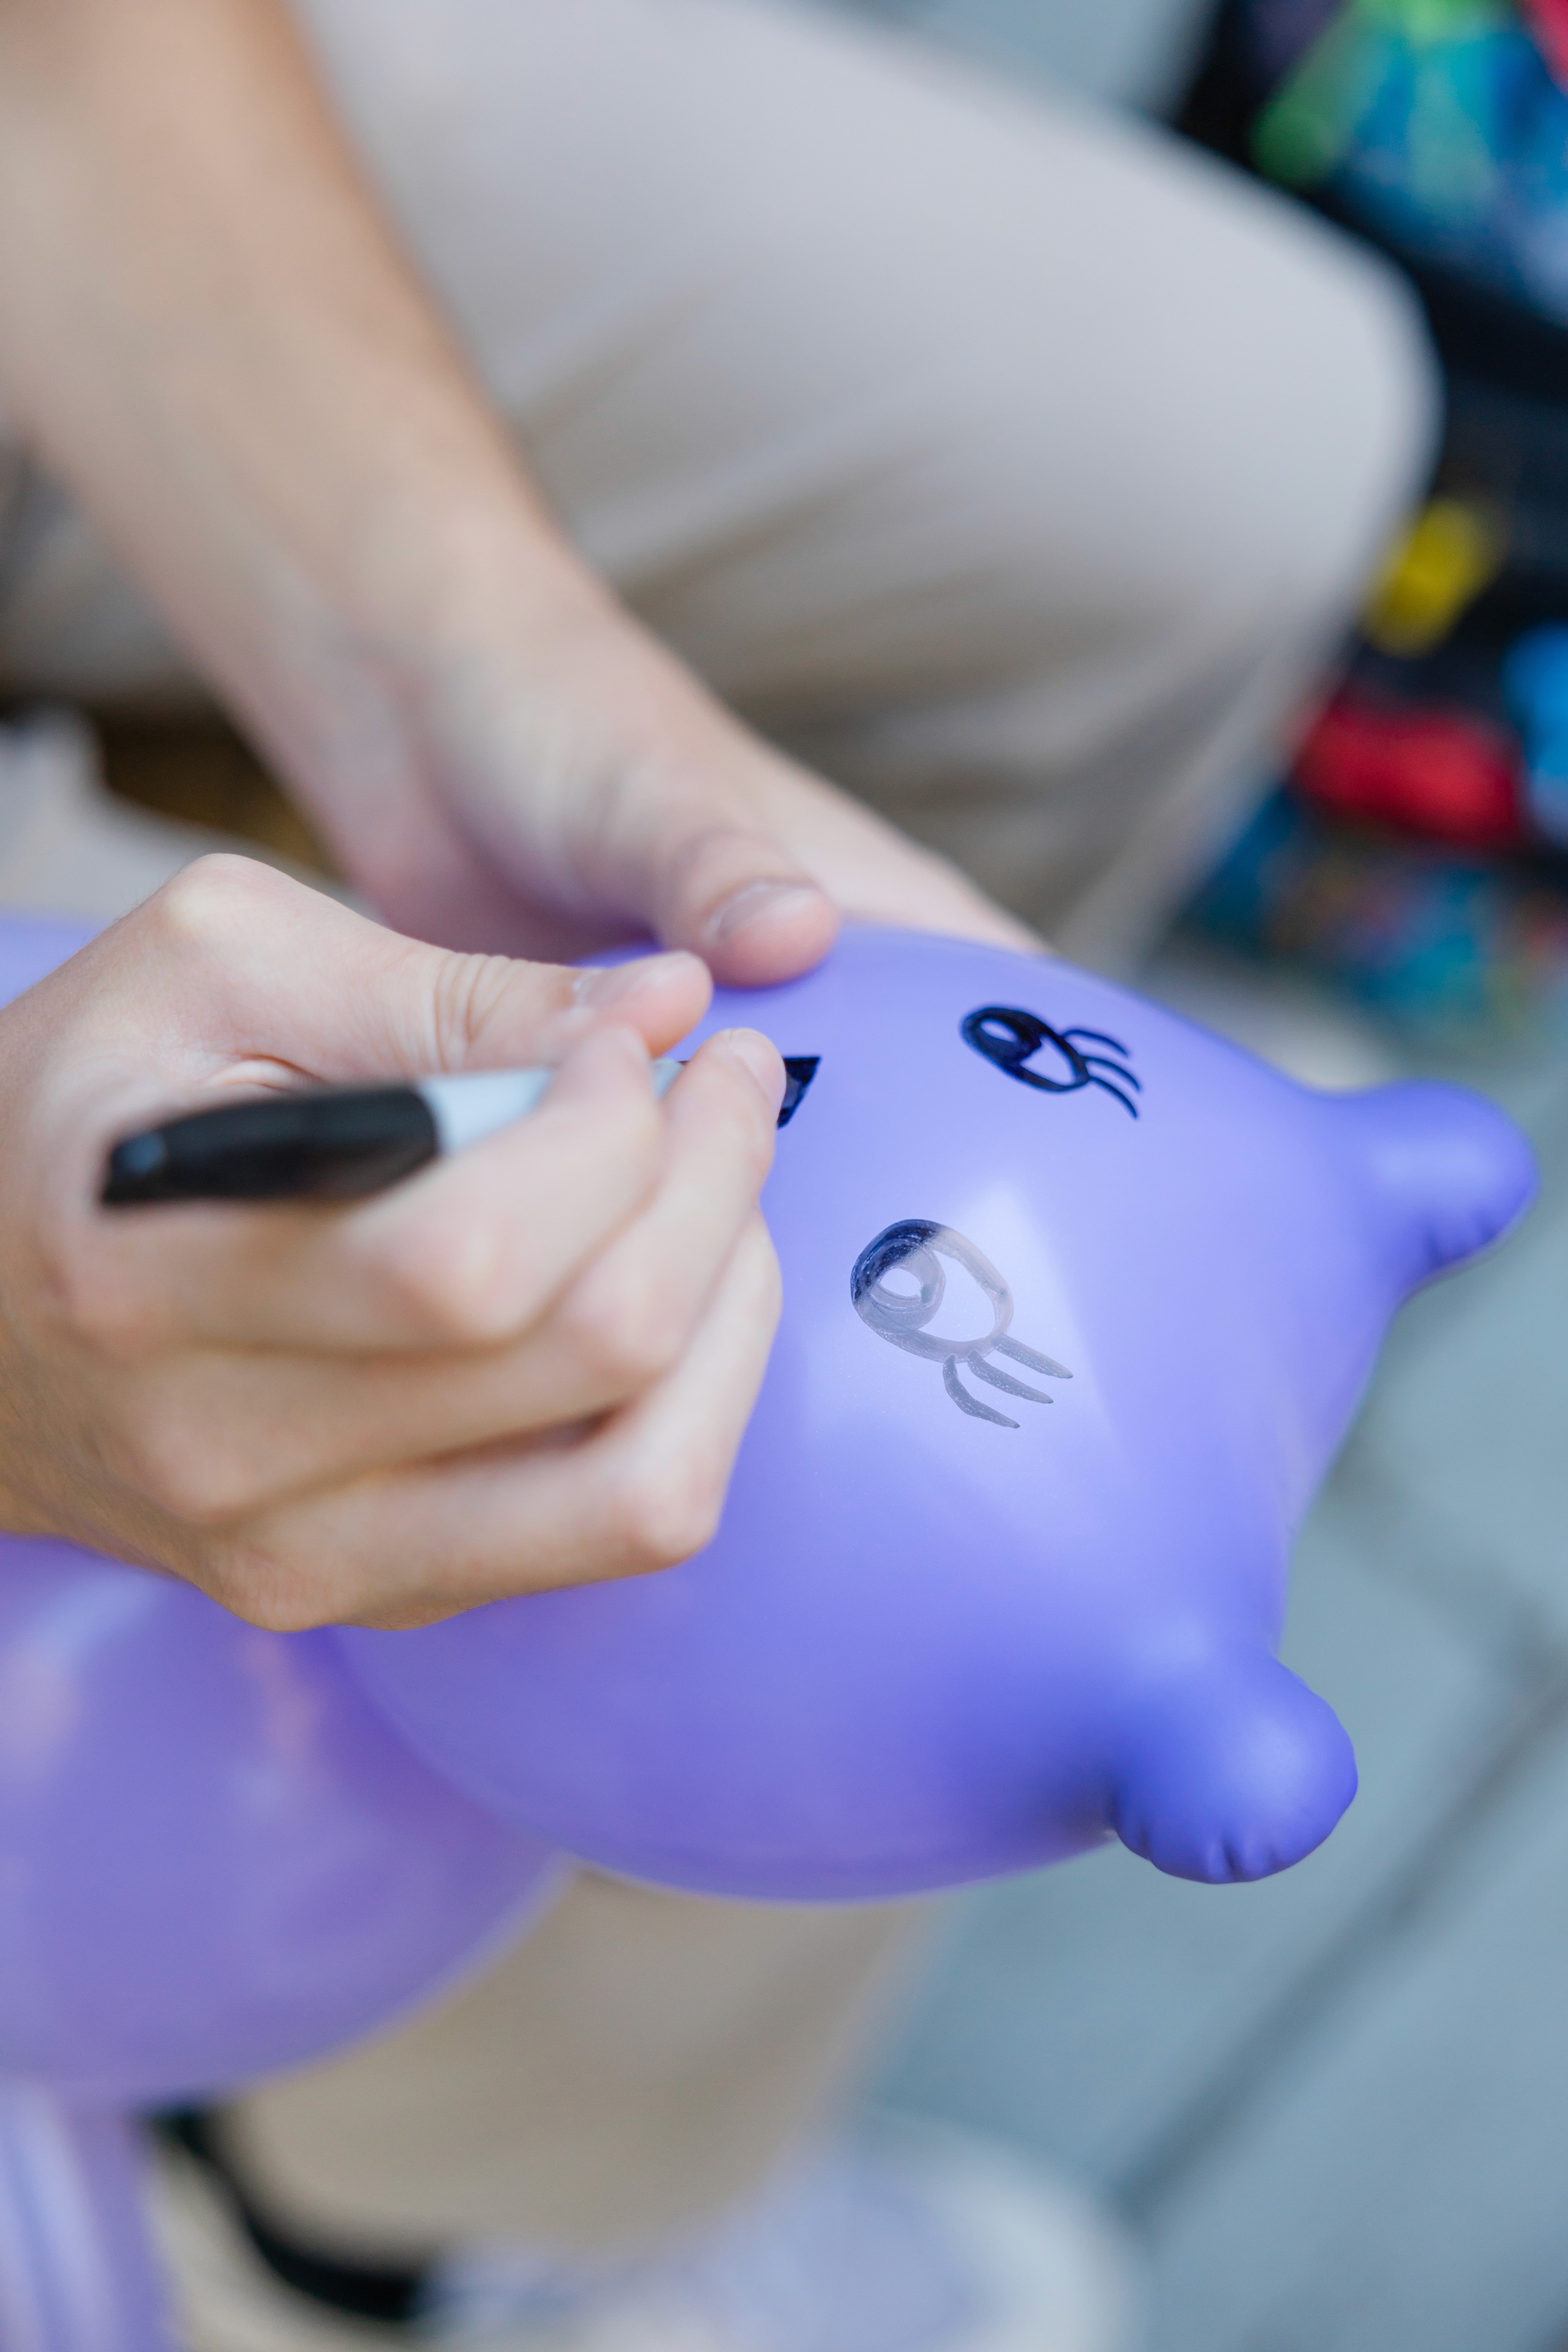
1111, 1651, 1358, 1884
1333, 1080, 1537, 1288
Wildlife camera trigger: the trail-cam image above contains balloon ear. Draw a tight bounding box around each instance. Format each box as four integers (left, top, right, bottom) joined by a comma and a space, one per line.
1110, 1652, 1357, 1884
1331, 1080, 1536, 1288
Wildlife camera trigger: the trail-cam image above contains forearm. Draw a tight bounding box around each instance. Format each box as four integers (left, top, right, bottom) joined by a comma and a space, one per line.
0, 0, 599, 780
0, 0, 1028, 977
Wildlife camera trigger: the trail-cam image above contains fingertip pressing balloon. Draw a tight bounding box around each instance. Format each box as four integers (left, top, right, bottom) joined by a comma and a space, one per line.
340, 927, 1533, 1899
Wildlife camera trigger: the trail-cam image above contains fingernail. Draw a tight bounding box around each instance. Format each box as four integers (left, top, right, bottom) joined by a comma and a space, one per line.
574, 951, 698, 1006
710, 1027, 787, 1117
708, 880, 825, 946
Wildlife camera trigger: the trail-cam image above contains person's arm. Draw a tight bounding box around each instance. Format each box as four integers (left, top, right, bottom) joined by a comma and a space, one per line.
0, 858, 784, 1627
0, 0, 1033, 983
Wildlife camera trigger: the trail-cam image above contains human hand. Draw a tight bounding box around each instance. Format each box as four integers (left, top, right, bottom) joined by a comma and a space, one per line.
304, 579, 1043, 986
0, 856, 784, 1630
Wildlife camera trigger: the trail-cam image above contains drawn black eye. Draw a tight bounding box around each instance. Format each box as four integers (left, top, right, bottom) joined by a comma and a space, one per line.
962, 1008, 1083, 1089
960, 1006, 1140, 1119
778, 1057, 820, 1128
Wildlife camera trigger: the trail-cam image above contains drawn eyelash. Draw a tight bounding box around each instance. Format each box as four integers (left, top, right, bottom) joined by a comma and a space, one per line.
850, 1219, 1070, 1428
960, 1007, 1139, 1118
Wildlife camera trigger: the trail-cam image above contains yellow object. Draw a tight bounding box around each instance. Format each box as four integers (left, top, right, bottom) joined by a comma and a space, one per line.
1363, 496, 1505, 655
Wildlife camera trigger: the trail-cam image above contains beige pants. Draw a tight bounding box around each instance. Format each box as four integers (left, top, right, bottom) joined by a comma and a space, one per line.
0, 0, 1437, 2258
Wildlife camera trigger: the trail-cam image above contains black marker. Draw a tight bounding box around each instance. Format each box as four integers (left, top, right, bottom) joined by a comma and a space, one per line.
102, 1057, 821, 1207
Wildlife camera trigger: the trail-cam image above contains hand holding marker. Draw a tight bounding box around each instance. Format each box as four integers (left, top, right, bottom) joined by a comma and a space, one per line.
0, 868, 798, 1637
104, 1057, 822, 1205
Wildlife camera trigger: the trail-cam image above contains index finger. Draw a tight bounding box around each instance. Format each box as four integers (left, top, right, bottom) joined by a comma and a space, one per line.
70, 1026, 672, 1356
44, 859, 714, 1079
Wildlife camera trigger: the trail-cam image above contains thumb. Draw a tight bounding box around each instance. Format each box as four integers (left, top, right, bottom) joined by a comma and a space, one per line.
553, 681, 838, 985
635, 798, 841, 988
111, 857, 714, 1076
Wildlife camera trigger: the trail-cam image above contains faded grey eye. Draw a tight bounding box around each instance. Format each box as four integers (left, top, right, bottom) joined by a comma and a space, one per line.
851, 1219, 1071, 1428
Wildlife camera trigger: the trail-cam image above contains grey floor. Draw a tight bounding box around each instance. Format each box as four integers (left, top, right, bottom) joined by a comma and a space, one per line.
871, 949, 1568, 2352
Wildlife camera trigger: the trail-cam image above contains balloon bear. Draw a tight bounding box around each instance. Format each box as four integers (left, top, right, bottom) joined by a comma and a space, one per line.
341, 927, 1535, 1901
0, 920, 558, 2352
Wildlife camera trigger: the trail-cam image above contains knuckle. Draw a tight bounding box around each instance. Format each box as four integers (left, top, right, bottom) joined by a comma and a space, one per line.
557, 1265, 683, 1392
115, 1414, 259, 1529
606, 1452, 726, 1576
372, 1224, 513, 1346
44, 1245, 165, 1361
236, 1594, 315, 1633
203, 1541, 328, 1632
428, 949, 537, 1066
144, 853, 277, 951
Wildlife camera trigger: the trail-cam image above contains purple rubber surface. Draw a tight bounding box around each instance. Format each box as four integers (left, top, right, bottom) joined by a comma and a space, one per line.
341, 928, 1535, 1896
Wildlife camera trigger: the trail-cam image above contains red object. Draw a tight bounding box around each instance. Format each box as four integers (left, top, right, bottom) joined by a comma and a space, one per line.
1292, 694, 1525, 851
1525, 0, 1568, 92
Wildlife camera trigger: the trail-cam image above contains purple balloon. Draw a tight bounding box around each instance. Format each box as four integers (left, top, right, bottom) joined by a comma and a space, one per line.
0, 917, 558, 2348
0, 2093, 170, 2351
0, 914, 109, 1007
341, 928, 1535, 1897
0, 1538, 557, 2106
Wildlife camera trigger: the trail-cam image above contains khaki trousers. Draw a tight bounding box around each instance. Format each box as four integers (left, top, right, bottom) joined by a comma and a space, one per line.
0, 0, 1438, 2256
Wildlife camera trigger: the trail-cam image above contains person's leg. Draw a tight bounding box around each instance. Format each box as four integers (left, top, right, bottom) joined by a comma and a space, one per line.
227, 1874, 930, 2255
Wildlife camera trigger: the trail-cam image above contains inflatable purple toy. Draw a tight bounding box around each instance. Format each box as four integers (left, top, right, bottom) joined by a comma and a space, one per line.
342, 928, 1535, 1900
0, 925, 557, 2352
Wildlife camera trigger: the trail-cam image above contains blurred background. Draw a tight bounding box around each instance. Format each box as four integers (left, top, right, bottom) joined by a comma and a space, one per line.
64, 1, 1568, 2344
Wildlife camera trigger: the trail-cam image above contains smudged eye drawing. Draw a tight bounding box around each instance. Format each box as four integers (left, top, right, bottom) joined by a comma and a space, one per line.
850, 1219, 1071, 1429
961, 1006, 1139, 1118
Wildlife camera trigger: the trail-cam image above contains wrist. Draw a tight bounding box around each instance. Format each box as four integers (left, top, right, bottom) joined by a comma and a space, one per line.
267, 487, 633, 831
351, 471, 619, 682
